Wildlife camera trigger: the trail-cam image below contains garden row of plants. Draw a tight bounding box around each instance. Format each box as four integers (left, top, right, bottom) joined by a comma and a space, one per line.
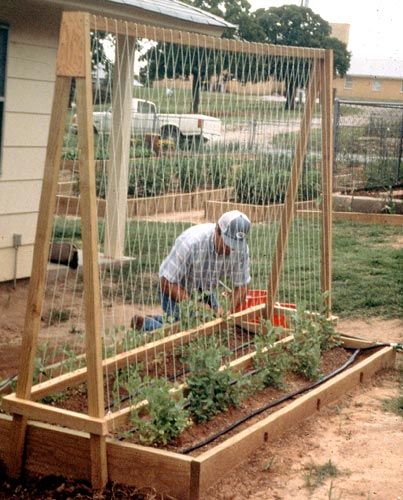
69, 153, 321, 204
114, 302, 341, 446
31, 293, 340, 445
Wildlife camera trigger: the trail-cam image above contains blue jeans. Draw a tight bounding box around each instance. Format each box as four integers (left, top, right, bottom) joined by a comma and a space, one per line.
142, 290, 218, 332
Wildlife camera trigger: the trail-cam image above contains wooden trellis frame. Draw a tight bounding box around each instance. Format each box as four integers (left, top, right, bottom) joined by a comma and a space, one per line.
1, 10, 339, 492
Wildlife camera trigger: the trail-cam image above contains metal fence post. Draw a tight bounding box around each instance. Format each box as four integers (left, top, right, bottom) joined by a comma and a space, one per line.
333, 98, 340, 175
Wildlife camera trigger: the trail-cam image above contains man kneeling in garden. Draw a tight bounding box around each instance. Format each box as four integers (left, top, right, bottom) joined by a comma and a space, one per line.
131, 210, 251, 331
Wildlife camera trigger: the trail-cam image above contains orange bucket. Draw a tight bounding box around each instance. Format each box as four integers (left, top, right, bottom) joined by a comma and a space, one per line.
235, 290, 296, 328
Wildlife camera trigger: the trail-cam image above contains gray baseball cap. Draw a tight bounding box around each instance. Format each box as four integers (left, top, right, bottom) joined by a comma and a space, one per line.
218, 210, 251, 250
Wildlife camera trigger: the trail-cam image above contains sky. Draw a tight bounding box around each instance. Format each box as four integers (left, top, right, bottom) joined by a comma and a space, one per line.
248, 0, 403, 62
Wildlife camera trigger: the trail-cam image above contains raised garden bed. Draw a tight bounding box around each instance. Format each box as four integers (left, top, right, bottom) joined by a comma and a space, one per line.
0, 316, 395, 499
206, 200, 403, 226
56, 188, 233, 218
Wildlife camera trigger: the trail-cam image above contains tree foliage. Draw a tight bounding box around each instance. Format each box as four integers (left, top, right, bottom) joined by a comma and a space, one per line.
140, 3, 350, 111
253, 5, 350, 77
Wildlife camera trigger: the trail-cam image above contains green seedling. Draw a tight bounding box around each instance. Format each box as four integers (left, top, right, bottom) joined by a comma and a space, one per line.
303, 460, 342, 491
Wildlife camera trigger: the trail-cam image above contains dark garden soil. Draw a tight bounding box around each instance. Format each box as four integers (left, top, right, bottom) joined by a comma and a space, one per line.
0, 468, 164, 500
117, 346, 352, 454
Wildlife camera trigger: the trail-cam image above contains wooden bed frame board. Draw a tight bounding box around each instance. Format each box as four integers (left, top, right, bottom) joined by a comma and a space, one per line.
28, 303, 274, 401
0, 344, 395, 500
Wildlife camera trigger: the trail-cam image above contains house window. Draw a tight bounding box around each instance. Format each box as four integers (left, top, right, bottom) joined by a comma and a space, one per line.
372, 78, 381, 91
0, 23, 8, 171
344, 75, 353, 89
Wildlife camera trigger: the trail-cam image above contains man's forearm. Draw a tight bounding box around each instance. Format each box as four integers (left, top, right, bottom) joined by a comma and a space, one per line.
230, 285, 248, 311
160, 277, 189, 302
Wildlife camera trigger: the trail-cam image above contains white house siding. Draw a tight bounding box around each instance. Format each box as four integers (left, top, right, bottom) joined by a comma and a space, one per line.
0, 0, 227, 282
0, 2, 59, 281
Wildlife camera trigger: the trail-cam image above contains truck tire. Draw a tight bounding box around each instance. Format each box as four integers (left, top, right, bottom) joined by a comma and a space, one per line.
160, 126, 181, 149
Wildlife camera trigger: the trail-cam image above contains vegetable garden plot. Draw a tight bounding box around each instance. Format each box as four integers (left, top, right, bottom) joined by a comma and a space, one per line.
0, 9, 350, 496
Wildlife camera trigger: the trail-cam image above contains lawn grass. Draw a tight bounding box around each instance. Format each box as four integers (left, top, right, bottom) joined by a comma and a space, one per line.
133, 86, 307, 120
53, 217, 402, 319
331, 221, 402, 318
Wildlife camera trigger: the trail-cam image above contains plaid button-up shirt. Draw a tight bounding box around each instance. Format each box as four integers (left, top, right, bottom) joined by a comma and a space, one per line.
159, 223, 250, 294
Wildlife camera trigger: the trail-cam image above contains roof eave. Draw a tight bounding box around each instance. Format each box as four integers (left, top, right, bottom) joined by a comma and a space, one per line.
37, 0, 236, 36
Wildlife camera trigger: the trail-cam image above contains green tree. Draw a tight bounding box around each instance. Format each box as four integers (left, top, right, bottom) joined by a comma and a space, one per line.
254, 5, 351, 109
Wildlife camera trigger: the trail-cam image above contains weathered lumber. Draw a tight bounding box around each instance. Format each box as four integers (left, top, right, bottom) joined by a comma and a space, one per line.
320, 50, 334, 313
2, 395, 107, 435
265, 60, 319, 320
91, 14, 325, 59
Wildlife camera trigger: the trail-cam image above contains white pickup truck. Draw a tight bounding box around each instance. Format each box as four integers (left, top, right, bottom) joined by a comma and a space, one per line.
86, 98, 221, 145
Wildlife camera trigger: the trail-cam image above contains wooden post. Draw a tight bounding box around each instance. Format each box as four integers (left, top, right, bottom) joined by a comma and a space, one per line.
8, 75, 72, 476
104, 33, 136, 259
265, 60, 319, 320
74, 13, 108, 489
320, 50, 334, 315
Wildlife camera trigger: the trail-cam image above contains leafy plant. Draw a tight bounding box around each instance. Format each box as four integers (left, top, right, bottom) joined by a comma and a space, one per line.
303, 460, 342, 491
289, 305, 322, 380
178, 293, 219, 331
184, 338, 245, 423
253, 321, 290, 389
382, 395, 403, 417
44, 308, 71, 326
129, 377, 190, 446
234, 155, 321, 205
316, 295, 341, 351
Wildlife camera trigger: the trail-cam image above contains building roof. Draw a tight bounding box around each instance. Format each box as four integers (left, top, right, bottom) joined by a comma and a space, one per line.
106, 0, 236, 29
348, 57, 403, 79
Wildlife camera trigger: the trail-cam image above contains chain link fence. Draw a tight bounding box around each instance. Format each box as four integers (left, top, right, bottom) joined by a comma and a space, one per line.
333, 99, 403, 192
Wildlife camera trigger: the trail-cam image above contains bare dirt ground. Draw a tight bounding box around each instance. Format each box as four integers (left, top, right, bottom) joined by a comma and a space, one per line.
207, 319, 403, 500
0, 279, 402, 499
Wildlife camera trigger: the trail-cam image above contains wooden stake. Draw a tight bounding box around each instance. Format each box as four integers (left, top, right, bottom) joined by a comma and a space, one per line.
320, 50, 334, 315
265, 61, 319, 320
8, 75, 71, 478
75, 11, 108, 488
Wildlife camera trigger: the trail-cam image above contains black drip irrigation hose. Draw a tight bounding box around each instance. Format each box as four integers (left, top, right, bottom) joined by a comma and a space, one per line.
178, 344, 393, 455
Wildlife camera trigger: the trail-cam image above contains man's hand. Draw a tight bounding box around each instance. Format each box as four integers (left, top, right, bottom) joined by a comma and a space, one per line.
229, 285, 248, 312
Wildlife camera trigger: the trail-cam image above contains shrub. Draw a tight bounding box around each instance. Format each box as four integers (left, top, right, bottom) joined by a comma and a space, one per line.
81, 153, 232, 199
127, 159, 172, 198
235, 160, 290, 205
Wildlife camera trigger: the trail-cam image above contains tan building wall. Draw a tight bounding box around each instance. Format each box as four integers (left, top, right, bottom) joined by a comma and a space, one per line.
330, 23, 350, 45
334, 75, 403, 102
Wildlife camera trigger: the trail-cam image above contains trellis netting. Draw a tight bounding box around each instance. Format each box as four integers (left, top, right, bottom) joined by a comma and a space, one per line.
34, 17, 329, 422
